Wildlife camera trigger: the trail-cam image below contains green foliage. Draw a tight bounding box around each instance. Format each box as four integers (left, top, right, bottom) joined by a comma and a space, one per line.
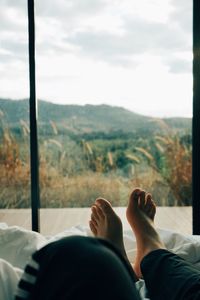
0, 99, 192, 208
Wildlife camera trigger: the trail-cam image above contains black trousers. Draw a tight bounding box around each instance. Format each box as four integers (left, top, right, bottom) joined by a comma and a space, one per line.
17, 236, 200, 300
141, 249, 200, 300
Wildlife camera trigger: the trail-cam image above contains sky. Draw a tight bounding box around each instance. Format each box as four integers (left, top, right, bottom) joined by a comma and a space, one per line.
0, 0, 192, 117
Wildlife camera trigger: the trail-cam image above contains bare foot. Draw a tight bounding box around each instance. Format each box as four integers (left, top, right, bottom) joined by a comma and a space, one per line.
126, 188, 166, 278
89, 198, 127, 260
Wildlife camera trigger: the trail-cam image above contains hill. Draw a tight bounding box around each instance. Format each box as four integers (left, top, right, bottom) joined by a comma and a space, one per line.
0, 98, 191, 135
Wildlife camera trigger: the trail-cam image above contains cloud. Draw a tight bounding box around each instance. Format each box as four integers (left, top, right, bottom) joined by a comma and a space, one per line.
2, 39, 27, 57
0, 0, 192, 74
166, 58, 192, 73
66, 12, 191, 71
1, 0, 26, 9
0, 1, 29, 66
0, 1, 27, 31
170, 0, 192, 33
35, 0, 106, 19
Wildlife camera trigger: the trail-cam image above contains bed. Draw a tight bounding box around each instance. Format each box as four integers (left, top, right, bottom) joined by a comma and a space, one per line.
1, 223, 200, 300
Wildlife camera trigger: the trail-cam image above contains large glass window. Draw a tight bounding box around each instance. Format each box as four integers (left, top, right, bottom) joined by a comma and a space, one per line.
35, 0, 192, 213
0, 1, 31, 227
0, 1, 192, 234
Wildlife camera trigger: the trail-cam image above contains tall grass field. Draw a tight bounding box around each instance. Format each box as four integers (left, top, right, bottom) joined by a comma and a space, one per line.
0, 99, 192, 208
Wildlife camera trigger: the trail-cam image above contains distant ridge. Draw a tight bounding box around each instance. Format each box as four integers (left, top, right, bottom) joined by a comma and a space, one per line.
0, 98, 191, 134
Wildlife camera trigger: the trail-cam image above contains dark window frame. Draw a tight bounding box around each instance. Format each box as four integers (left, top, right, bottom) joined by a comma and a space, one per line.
192, 0, 200, 235
28, 0, 40, 232
27, 0, 200, 234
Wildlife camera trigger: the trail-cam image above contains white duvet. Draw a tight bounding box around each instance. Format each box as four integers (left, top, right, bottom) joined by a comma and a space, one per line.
1, 222, 200, 300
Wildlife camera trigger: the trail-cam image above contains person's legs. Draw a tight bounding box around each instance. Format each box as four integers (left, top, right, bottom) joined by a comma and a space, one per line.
141, 249, 200, 300
16, 236, 141, 300
126, 188, 165, 278
89, 193, 157, 278
127, 188, 200, 300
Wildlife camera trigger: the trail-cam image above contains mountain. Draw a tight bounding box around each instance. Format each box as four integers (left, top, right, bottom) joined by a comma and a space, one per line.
0, 98, 192, 135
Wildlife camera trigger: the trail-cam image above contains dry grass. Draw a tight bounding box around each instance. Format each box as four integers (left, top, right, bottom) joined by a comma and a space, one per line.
0, 123, 192, 208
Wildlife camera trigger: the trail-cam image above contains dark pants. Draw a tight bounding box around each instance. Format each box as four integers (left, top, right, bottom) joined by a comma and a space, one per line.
17, 236, 200, 300
141, 249, 200, 300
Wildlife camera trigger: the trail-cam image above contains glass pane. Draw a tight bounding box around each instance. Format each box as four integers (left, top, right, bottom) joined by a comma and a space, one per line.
35, 0, 192, 234
0, 1, 31, 228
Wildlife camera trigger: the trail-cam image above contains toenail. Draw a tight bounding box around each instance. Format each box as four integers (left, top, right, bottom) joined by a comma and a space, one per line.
134, 192, 140, 199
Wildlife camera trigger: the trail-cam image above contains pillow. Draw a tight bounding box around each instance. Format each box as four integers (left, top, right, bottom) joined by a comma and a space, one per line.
0, 224, 46, 269
0, 258, 23, 300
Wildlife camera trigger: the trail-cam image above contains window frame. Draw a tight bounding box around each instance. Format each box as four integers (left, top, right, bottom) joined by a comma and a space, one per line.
27, 0, 200, 234
192, 0, 200, 235
28, 0, 40, 232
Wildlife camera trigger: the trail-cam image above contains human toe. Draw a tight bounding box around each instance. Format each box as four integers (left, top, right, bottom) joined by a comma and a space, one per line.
89, 220, 97, 235
91, 205, 100, 220
138, 190, 146, 208
95, 198, 113, 214
130, 188, 141, 201
145, 194, 153, 210
94, 203, 105, 219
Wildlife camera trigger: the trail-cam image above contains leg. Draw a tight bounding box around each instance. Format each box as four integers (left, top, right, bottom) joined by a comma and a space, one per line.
127, 188, 200, 300
16, 236, 141, 300
126, 188, 164, 278
141, 249, 200, 300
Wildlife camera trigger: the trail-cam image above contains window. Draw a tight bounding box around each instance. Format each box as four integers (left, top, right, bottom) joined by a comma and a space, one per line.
1, 0, 199, 234
0, 2, 30, 212
35, 0, 192, 212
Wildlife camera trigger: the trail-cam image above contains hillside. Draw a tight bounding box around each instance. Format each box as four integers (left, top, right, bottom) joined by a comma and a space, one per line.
0, 98, 191, 135
0, 98, 192, 208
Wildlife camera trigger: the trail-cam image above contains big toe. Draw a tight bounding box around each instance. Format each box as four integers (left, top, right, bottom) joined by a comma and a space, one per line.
129, 188, 142, 207
95, 198, 113, 214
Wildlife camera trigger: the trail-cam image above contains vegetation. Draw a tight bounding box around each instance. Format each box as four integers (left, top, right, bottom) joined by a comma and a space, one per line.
0, 99, 192, 208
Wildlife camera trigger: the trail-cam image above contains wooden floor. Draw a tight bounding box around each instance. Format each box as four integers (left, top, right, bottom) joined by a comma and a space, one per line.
0, 207, 192, 236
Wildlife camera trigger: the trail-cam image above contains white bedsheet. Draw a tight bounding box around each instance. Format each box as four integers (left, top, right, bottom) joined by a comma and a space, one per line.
0, 223, 200, 300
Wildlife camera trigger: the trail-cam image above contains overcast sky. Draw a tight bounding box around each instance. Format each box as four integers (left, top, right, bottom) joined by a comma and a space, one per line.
0, 0, 192, 117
